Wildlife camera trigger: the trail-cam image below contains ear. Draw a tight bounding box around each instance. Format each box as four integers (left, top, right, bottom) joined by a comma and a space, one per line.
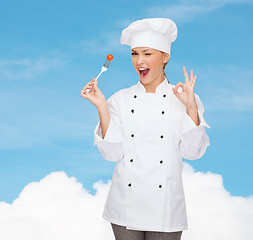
163, 53, 170, 64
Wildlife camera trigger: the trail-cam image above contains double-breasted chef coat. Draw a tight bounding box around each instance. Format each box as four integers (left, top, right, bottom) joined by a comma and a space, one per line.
93, 77, 211, 232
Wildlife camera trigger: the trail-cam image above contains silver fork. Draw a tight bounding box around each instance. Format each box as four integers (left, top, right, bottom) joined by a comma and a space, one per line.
84, 59, 112, 95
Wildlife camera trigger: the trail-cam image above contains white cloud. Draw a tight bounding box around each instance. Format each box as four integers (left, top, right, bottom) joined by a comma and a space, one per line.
0, 171, 113, 240
146, 5, 207, 23
0, 163, 252, 240
146, 0, 252, 23
182, 163, 253, 240
83, 0, 252, 55
80, 31, 128, 55
192, 65, 253, 112
0, 56, 65, 80
79, 0, 253, 54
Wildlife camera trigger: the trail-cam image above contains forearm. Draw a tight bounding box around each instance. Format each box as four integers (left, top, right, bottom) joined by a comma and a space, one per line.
186, 103, 199, 126
97, 102, 111, 139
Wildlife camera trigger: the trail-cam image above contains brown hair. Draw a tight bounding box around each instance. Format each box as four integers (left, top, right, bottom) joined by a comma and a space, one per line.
163, 58, 170, 84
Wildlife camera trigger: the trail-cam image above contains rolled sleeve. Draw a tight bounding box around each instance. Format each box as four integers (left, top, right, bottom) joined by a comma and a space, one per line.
179, 94, 211, 160
93, 93, 124, 162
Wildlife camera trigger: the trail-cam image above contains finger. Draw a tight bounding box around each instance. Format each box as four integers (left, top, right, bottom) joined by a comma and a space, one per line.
183, 66, 189, 82
81, 89, 89, 98
190, 70, 193, 84
83, 83, 93, 90
193, 75, 197, 87
175, 82, 185, 92
83, 81, 95, 91
88, 78, 96, 86
88, 81, 95, 85
81, 88, 91, 96
172, 86, 179, 97
91, 79, 98, 92
82, 84, 93, 92
81, 78, 97, 96
82, 78, 96, 88
94, 79, 98, 87
82, 81, 94, 91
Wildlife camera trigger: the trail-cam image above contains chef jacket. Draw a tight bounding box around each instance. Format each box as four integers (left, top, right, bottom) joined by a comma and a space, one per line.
93, 78, 211, 232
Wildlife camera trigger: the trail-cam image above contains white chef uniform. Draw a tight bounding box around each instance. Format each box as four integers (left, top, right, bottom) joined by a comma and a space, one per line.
93, 77, 211, 232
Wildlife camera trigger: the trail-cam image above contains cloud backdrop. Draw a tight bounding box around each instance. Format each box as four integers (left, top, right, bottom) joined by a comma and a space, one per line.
0, 163, 252, 240
0, 0, 253, 238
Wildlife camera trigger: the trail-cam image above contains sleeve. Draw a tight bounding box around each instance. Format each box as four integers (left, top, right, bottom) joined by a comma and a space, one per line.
93, 93, 124, 162
178, 93, 211, 160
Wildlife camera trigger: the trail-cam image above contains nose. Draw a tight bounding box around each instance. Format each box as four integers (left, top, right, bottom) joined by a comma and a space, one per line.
137, 55, 144, 65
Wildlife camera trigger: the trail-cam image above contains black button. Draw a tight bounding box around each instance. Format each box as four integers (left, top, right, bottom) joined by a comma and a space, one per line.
160, 135, 163, 138
128, 183, 131, 187
131, 134, 134, 137
163, 94, 166, 98
162, 111, 165, 114
130, 159, 133, 162
131, 109, 134, 113
159, 185, 162, 188
160, 160, 163, 164
134, 95, 137, 98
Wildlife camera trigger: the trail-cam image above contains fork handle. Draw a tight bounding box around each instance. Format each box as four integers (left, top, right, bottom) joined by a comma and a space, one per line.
84, 67, 107, 95
95, 69, 103, 80
84, 70, 102, 95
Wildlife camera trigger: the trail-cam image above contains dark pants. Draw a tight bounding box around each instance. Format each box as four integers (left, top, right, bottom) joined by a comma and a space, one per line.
111, 223, 183, 240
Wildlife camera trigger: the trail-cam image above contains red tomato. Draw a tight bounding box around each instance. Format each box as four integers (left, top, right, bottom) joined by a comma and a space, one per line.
107, 54, 114, 61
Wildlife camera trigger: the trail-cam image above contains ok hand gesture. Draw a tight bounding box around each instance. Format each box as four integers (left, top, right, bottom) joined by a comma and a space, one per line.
172, 66, 197, 109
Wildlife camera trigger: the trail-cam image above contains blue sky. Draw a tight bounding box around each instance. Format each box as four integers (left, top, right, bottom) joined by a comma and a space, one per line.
0, 0, 253, 203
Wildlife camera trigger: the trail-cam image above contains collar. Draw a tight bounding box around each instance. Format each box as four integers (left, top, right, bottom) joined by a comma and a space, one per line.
135, 76, 171, 94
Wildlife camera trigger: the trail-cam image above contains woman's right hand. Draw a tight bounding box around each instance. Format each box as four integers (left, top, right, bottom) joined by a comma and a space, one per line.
81, 78, 107, 108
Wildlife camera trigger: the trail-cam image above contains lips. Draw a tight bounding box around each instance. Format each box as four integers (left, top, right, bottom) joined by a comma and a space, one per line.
138, 67, 150, 78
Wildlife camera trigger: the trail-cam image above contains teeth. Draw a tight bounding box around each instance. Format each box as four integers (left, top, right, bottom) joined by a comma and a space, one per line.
139, 68, 149, 70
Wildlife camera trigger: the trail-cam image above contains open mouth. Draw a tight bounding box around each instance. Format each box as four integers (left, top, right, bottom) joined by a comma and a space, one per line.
138, 68, 150, 78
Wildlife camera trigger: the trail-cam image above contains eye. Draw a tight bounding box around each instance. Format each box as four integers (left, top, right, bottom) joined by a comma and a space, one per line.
145, 53, 151, 55
131, 52, 137, 56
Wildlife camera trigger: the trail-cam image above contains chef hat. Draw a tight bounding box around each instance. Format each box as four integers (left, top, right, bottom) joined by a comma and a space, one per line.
120, 18, 177, 54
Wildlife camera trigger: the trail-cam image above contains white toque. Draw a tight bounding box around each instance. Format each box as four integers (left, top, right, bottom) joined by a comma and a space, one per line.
120, 18, 177, 54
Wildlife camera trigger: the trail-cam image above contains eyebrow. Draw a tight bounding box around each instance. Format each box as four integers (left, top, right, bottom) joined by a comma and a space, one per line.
131, 49, 151, 53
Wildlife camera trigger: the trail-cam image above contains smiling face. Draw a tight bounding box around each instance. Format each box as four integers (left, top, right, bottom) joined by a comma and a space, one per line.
131, 47, 170, 92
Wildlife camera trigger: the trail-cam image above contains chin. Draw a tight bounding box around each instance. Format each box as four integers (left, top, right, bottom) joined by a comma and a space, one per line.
140, 78, 152, 85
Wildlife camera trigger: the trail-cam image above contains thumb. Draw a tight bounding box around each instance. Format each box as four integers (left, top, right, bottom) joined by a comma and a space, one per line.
172, 86, 179, 97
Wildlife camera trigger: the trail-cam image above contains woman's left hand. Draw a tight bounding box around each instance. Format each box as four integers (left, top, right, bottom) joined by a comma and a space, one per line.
172, 66, 197, 108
